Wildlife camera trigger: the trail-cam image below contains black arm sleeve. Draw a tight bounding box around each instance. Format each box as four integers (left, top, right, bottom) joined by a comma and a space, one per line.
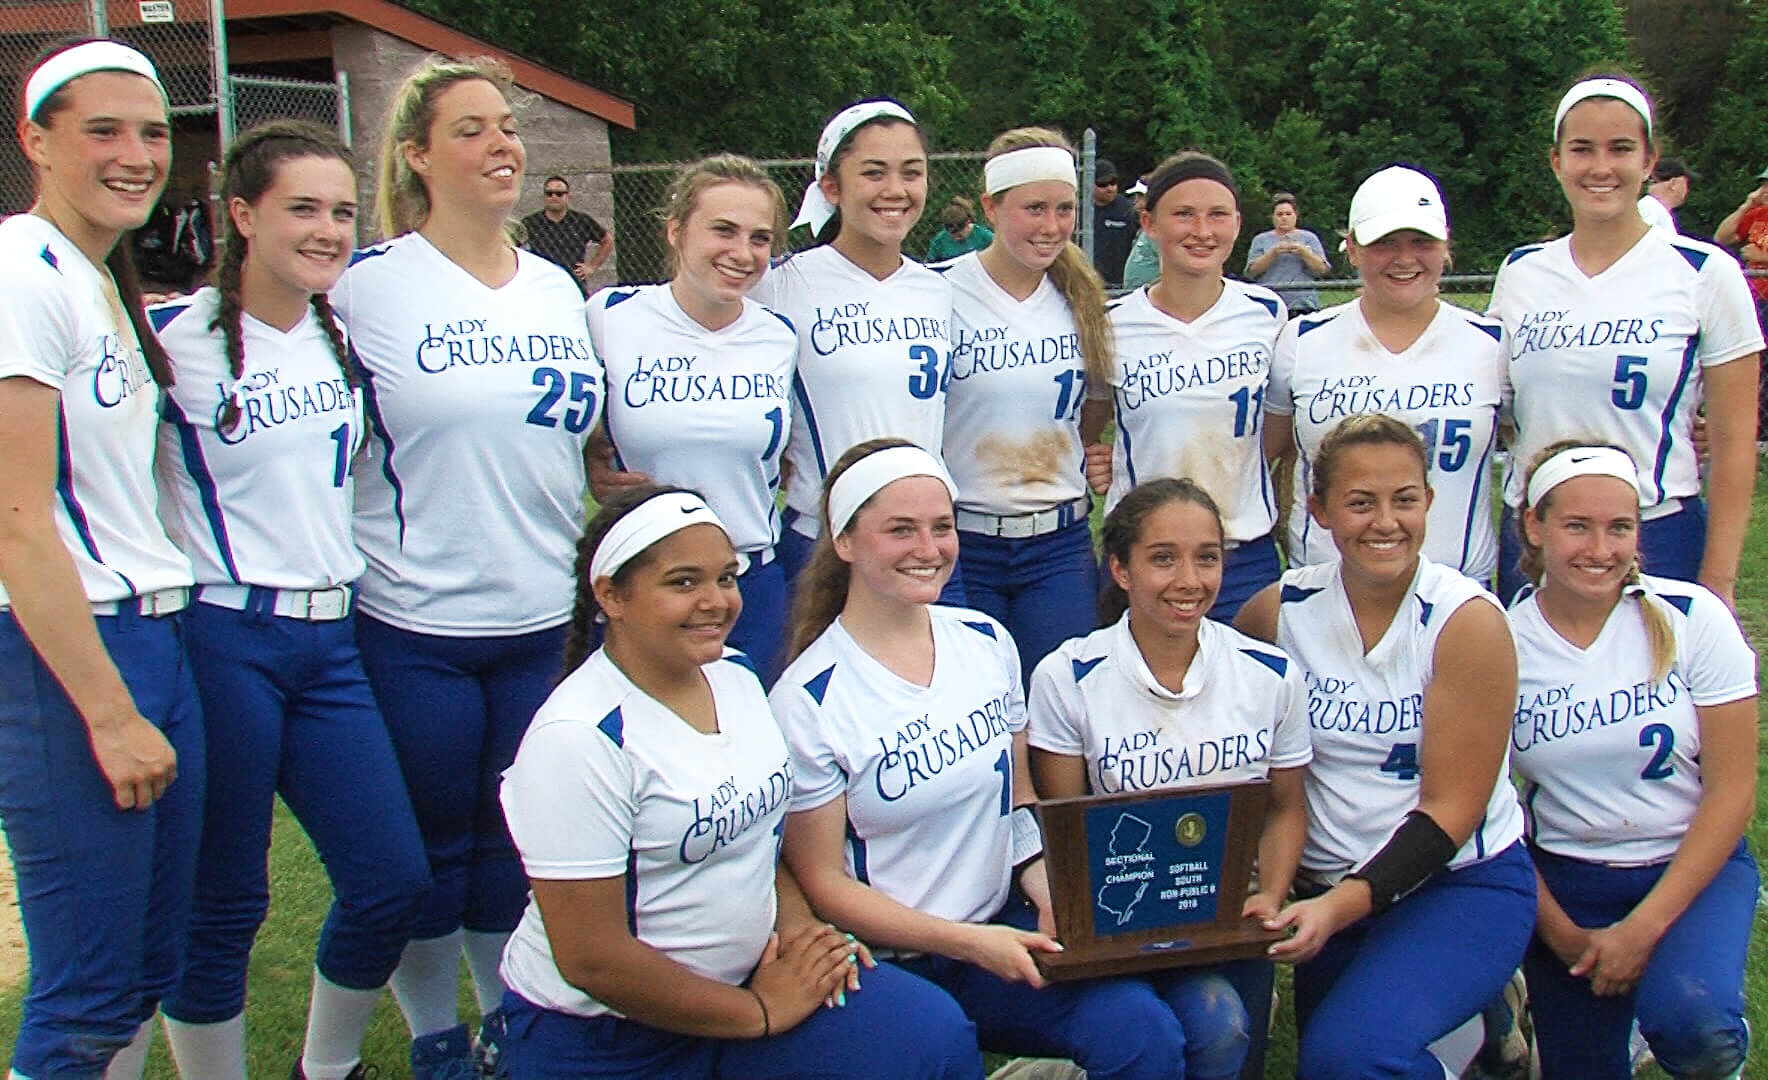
1346, 810, 1458, 914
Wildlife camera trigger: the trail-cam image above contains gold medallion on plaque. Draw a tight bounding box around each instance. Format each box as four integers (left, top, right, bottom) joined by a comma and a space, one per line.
1174, 812, 1207, 848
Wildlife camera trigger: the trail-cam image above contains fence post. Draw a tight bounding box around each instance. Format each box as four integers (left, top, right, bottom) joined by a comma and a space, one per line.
209, 0, 233, 145
88, 0, 106, 37
1081, 128, 1096, 264
335, 69, 352, 148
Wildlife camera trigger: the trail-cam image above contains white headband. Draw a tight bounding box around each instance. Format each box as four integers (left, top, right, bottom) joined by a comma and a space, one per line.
791, 100, 917, 234
1526, 446, 1642, 508
24, 41, 165, 121
983, 146, 1076, 196
590, 492, 729, 584
1554, 78, 1653, 141
827, 446, 957, 536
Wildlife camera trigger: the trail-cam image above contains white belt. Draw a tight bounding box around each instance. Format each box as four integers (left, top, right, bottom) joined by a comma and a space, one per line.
955, 497, 1090, 539
198, 584, 353, 621
735, 547, 777, 576
92, 587, 190, 618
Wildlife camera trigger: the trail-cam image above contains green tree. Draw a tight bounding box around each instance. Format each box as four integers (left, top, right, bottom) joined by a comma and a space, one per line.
1689, 1, 1768, 240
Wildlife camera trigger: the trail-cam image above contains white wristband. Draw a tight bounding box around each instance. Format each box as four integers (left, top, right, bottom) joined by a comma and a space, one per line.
1011, 806, 1043, 869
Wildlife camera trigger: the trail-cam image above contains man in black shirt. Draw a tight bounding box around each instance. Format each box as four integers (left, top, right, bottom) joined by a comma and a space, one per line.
519, 176, 614, 295
1089, 157, 1139, 288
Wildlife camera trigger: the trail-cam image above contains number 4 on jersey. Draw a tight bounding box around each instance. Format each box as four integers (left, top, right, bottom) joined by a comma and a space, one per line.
1379, 742, 1420, 781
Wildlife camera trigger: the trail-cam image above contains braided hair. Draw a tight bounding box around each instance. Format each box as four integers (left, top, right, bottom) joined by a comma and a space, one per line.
212, 120, 357, 429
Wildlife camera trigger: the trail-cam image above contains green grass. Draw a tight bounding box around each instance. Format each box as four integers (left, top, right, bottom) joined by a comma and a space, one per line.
3, 468, 1764, 1078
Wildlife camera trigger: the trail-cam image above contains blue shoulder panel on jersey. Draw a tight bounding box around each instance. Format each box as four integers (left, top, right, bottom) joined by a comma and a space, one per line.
1670, 244, 1708, 272
38, 245, 59, 272
1280, 584, 1324, 604
1464, 317, 1502, 343
147, 301, 195, 332
765, 307, 795, 333
1239, 647, 1287, 678
1296, 313, 1339, 337
804, 663, 837, 706
1072, 656, 1107, 683
1248, 294, 1280, 319
1504, 245, 1545, 265
1106, 294, 1132, 313
347, 244, 394, 267
1658, 592, 1694, 615
961, 619, 998, 640
596, 706, 625, 748
603, 288, 639, 308
1418, 599, 1435, 626
724, 650, 760, 678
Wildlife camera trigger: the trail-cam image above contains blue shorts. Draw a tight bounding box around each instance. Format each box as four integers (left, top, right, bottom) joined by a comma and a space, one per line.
0, 607, 205, 1078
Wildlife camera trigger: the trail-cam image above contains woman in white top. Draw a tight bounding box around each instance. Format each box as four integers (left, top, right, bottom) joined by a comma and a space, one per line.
1488, 73, 1762, 606
1092, 151, 1287, 619
494, 483, 980, 1079
1234, 414, 1534, 1079
774, 439, 1210, 1079
941, 127, 1112, 680
0, 40, 202, 1080
1265, 165, 1507, 584
1510, 442, 1756, 1079
586, 155, 797, 681
327, 55, 602, 1076
753, 101, 961, 604
1028, 477, 1313, 1079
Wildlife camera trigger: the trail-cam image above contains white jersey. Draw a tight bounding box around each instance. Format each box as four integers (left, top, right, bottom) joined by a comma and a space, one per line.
1267, 299, 1506, 579
1510, 577, 1756, 865
151, 288, 366, 590
1488, 231, 1761, 515
1275, 556, 1525, 878
1637, 195, 1676, 233
771, 608, 1025, 923
0, 214, 191, 606
1102, 282, 1286, 542
588, 284, 796, 554
330, 234, 600, 634
751, 246, 952, 539
1027, 614, 1312, 796
937, 253, 1088, 515
500, 649, 792, 1019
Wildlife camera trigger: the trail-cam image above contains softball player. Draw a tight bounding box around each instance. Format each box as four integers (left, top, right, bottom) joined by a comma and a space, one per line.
1488, 74, 1762, 605
0, 41, 204, 1080
328, 56, 601, 1078
1511, 443, 1756, 1079
1266, 166, 1507, 583
1234, 414, 1534, 1080
1027, 478, 1313, 1079
939, 128, 1110, 679
1097, 152, 1286, 620
750, 101, 960, 603
775, 440, 1213, 1080
586, 155, 797, 681
149, 122, 429, 1080
492, 484, 980, 1079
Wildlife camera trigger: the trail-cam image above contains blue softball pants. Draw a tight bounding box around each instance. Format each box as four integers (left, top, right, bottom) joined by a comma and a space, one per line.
0, 607, 205, 1079
1293, 841, 1536, 1080
494, 960, 982, 1079
353, 614, 566, 939
726, 555, 787, 687
1525, 841, 1754, 1079
959, 520, 1099, 684
159, 600, 430, 1024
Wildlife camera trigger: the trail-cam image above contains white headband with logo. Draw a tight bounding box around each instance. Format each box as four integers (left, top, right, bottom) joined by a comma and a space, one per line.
24, 41, 166, 120
791, 100, 917, 234
1526, 446, 1642, 508
983, 146, 1076, 196
827, 446, 957, 536
1553, 78, 1653, 141
591, 492, 729, 584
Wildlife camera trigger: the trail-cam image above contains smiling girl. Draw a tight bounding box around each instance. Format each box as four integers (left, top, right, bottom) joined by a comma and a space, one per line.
1488, 73, 1762, 606
586, 156, 798, 680
0, 39, 205, 1080
147, 121, 429, 1080
328, 55, 602, 1077
1096, 151, 1287, 619
1265, 166, 1508, 584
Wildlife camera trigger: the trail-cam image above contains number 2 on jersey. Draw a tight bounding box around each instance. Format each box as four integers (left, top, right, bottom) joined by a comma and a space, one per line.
527, 367, 597, 433
907, 344, 950, 400
1638, 723, 1675, 780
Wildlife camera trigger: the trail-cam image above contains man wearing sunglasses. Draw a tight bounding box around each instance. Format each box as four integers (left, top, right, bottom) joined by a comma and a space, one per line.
521, 175, 614, 296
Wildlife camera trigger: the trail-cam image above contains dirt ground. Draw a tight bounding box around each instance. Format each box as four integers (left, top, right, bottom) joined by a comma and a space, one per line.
0, 833, 23, 986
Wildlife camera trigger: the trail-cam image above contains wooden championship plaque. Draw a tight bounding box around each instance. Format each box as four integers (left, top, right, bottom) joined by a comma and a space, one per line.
1034, 780, 1283, 980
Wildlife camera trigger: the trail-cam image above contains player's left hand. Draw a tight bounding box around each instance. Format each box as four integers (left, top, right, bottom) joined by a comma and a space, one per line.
1569, 917, 1660, 997
1264, 888, 1360, 964
1083, 442, 1112, 494
1241, 890, 1282, 922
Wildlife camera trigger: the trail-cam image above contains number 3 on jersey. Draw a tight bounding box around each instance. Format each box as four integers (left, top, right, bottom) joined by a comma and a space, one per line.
907, 344, 951, 400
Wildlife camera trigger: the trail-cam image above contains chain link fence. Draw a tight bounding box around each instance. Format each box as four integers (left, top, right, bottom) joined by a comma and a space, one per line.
231, 71, 348, 142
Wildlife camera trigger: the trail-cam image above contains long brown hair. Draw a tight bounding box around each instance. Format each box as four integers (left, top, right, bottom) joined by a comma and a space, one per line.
1097, 478, 1224, 626
812, 115, 928, 246
374, 55, 515, 239
982, 127, 1113, 392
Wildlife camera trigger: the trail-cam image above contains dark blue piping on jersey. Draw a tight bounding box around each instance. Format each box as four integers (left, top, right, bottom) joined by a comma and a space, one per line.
54, 405, 135, 595
1115, 396, 1136, 488
1458, 422, 1499, 574
790, 373, 829, 477
163, 397, 243, 583
1650, 334, 1700, 506
353, 352, 407, 546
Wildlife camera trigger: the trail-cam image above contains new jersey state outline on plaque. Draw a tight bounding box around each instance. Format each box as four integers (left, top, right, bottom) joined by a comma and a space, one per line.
1097, 812, 1155, 926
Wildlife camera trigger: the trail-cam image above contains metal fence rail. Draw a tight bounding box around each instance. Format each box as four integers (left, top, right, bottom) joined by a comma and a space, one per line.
231, 71, 347, 141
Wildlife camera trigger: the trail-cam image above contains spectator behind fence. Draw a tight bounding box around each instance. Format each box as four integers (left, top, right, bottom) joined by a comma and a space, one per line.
1088, 157, 1138, 287
926, 195, 994, 262
1638, 157, 1693, 233
520, 174, 613, 295
1121, 176, 1160, 290
1714, 167, 1768, 442
1245, 192, 1328, 315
